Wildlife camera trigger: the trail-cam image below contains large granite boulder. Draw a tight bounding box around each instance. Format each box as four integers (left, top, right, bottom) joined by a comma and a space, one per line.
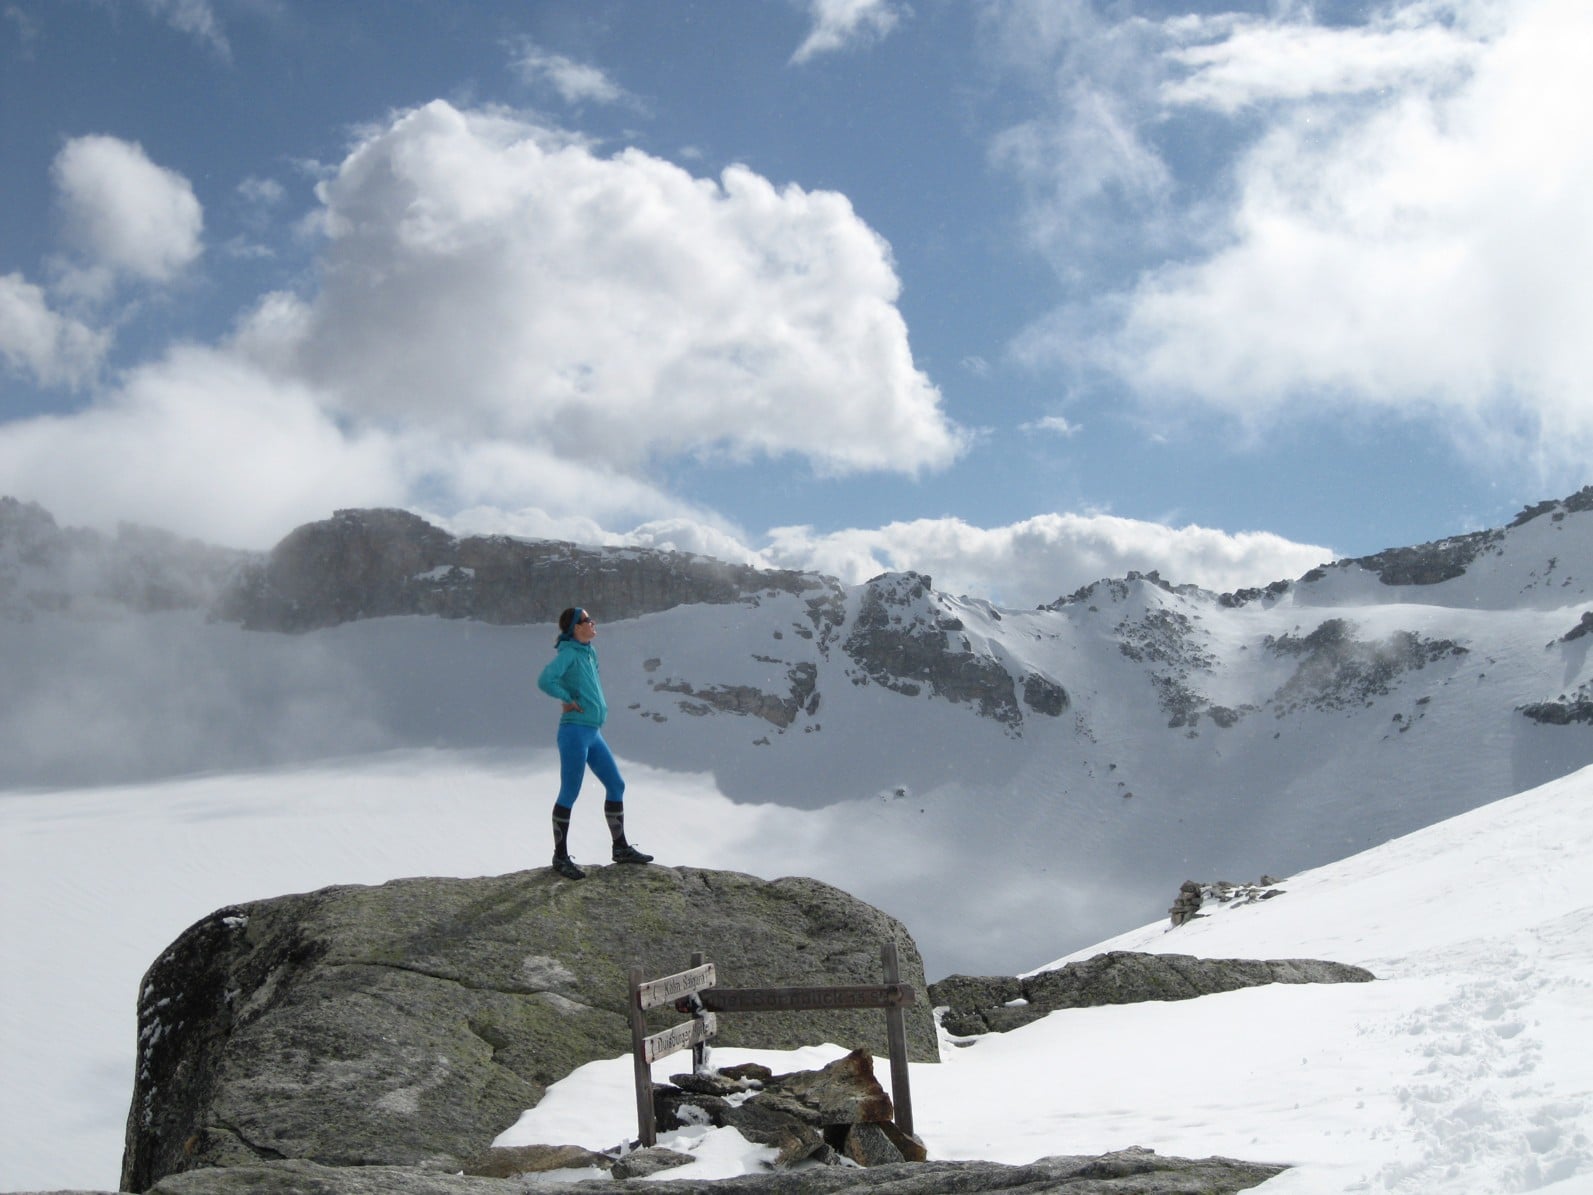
130, 1146, 1287, 1193
122, 865, 935, 1191
932, 950, 1375, 1037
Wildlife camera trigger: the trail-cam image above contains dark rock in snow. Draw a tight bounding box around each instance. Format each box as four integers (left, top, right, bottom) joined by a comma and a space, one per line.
1558, 611, 1593, 643
1169, 878, 1286, 926
1264, 618, 1468, 714
1344, 530, 1504, 587
931, 951, 1374, 1037
1519, 693, 1593, 725
843, 571, 1053, 733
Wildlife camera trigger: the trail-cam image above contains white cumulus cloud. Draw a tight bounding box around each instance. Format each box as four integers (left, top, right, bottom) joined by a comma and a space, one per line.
0, 273, 110, 390
50, 135, 203, 292
251, 100, 964, 478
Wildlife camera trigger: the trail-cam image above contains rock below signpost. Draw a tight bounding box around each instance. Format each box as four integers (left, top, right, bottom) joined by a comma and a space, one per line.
671, 1050, 923, 1170
121, 865, 937, 1191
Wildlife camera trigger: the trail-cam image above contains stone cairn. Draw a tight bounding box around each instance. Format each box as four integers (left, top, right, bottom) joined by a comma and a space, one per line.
1169, 877, 1284, 926
468, 1048, 924, 1181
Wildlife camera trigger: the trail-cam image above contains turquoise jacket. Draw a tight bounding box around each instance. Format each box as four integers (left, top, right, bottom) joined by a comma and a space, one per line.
537, 639, 608, 728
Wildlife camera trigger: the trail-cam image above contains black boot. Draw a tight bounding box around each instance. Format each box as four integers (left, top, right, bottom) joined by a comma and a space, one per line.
552, 855, 586, 880
605, 800, 654, 864
551, 804, 585, 879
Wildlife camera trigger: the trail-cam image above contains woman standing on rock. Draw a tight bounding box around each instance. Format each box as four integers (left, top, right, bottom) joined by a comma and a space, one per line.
537, 607, 654, 879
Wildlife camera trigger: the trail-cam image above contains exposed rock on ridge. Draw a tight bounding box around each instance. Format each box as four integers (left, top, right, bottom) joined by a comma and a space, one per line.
652, 661, 820, 728
1265, 618, 1469, 714
215, 508, 838, 632
1340, 529, 1505, 587
843, 571, 1067, 734
1300, 485, 1593, 593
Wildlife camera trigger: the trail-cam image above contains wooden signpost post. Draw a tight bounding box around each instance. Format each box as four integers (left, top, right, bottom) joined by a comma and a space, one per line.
627, 942, 918, 1148
628, 953, 717, 1147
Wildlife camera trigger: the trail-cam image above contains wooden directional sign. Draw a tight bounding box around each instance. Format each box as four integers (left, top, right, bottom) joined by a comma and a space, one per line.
628, 942, 919, 1148
636, 963, 716, 1011
642, 1011, 717, 1064
698, 984, 916, 1013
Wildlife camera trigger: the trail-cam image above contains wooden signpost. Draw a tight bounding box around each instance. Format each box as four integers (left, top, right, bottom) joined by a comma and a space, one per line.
627, 941, 918, 1148
628, 954, 717, 1147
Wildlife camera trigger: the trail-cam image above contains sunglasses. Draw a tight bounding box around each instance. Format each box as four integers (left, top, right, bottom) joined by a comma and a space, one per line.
575, 615, 594, 625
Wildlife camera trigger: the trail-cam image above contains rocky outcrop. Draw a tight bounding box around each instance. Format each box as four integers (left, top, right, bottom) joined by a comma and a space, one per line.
1294, 487, 1593, 593
1340, 529, 1504, 587
1167, 878, 1284, 927
1508, 484, 1593, 527
931, 951, 1375, 1038
122, 866, 935, 1191
1049, 570, 1202, 611
214, 508, 835, 632
1216, 579, 1294, 609
1519, 686, 1593, 725
653, 661, 820, 728
1265, 617, 1469, 714
127, 1145, 1287, 1193
1115, 603, 1229, 729
843, 572, 1067, 733
1558, 612, 1593, 644
844, 573, 1015, 726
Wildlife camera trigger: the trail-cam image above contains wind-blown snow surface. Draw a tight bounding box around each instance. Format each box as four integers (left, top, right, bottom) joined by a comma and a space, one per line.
3, 755, 1592, 1192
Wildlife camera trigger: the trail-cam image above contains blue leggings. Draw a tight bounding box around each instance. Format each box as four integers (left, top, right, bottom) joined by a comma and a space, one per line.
555, 723, 625, 809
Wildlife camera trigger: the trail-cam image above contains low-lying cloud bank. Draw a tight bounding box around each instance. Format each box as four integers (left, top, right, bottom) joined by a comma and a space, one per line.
440, 504, 1333, 609
759, 512, 1331, 604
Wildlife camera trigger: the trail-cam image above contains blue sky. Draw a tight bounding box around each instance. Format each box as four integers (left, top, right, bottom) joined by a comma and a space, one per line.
2, 0, 1589, 605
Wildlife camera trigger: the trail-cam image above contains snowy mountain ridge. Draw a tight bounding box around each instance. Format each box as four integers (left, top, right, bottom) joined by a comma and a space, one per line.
3, 487, 1593, 975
